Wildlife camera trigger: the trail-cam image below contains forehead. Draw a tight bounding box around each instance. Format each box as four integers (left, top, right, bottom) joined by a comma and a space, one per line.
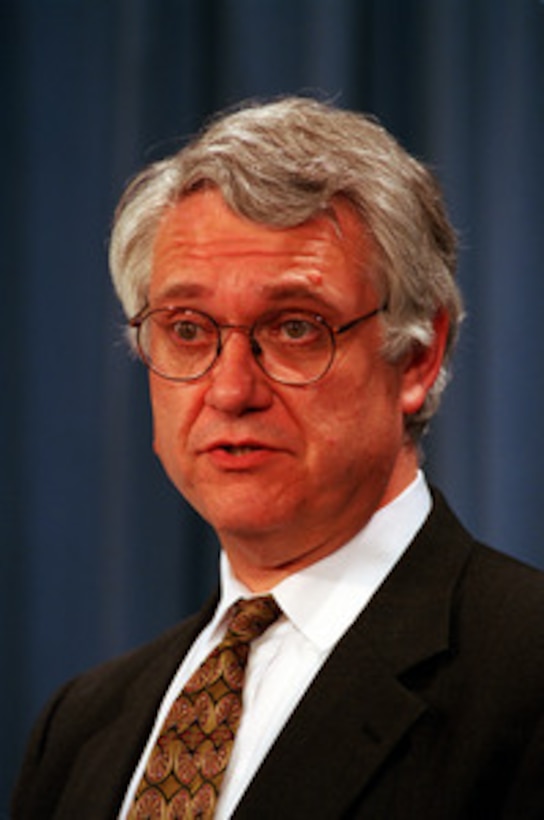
150, 188, 378, 304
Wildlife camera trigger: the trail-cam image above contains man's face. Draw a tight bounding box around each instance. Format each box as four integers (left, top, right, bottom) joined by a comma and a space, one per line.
148, 188, 428, 585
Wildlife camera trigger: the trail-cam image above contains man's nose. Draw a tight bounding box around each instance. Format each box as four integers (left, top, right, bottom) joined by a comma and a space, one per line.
204, 329, 273, 414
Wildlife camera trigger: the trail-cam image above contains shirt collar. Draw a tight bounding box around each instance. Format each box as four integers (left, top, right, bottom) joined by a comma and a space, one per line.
218, 472, 431, 652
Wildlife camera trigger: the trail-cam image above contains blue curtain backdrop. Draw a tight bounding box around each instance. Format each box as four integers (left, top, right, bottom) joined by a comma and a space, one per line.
2, 0, 543, 810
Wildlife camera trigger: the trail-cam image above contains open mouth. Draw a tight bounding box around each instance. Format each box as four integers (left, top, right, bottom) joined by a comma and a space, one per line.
220, 445, 263, 455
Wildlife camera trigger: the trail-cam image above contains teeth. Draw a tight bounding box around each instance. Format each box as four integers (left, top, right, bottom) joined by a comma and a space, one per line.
225, 445, 257, 455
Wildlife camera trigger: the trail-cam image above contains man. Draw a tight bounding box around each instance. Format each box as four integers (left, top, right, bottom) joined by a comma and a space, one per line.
13, 98, 544, 818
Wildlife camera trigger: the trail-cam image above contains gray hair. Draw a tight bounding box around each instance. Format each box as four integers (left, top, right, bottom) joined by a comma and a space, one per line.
109, 96, 463, 440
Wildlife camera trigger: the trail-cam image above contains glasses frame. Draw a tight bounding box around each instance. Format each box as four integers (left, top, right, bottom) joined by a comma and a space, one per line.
129, 302, 388, 386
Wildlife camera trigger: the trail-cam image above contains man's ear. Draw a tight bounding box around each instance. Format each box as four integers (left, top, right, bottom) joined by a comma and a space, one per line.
400, 309, 450, 416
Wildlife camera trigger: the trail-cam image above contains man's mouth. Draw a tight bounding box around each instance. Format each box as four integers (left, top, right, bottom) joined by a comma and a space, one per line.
220, 444, 262, 456
201, 440, 280, 468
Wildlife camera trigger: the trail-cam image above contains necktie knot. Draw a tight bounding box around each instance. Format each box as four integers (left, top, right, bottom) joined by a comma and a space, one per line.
225, 595, 281, 644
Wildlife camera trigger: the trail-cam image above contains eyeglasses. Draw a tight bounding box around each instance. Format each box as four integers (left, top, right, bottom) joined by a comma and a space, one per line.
129, 303, 387, 386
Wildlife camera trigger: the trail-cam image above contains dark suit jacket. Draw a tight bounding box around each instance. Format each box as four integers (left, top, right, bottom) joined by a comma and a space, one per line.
12, 492, 544, 818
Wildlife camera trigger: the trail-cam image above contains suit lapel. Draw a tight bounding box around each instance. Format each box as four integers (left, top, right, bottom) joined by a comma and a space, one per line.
234, 492, 474, 819
234, 623, 428, 819
52, 595, 220, 819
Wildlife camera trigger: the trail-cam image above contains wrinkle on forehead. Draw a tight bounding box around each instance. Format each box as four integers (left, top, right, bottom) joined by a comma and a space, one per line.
151, 189, 380, 301
155, 212, 341, 256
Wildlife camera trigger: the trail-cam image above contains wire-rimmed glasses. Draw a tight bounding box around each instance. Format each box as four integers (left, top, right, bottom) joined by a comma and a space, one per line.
129, 303, 387, 386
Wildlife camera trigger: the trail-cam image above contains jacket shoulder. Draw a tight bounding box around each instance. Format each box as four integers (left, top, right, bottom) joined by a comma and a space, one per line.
12, 598, 217, 819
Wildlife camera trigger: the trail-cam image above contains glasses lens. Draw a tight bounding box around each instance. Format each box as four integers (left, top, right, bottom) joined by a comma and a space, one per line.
139, 309, 218, 380
254, 312, 333, 384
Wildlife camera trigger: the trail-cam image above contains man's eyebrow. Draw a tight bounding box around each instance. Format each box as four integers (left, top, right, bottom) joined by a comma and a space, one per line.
151, 279, 339, 319
258, 283, 327, 302
153, 281, 330, 305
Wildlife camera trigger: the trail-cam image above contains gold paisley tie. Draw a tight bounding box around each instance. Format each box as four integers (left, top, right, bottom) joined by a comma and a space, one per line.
128, 595, 281, 819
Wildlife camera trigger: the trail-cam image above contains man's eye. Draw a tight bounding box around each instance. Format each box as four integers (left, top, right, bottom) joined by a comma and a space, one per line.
281, 319, 315, 340
273, 316, 324, 344
165, 315, 214, 345
257, 313, 326, 348
172, 320, 201, 341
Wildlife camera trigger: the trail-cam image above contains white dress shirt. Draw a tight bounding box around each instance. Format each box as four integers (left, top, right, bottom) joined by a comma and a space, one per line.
119, 472, 431, 819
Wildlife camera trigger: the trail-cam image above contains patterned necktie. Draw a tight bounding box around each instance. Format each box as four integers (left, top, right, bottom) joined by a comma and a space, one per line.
128, 595, 281, 819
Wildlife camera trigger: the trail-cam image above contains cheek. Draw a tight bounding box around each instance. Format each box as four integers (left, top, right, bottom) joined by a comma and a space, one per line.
149, 379, 199, 471
150, 380, 171, 445
307, 365, 404, 454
